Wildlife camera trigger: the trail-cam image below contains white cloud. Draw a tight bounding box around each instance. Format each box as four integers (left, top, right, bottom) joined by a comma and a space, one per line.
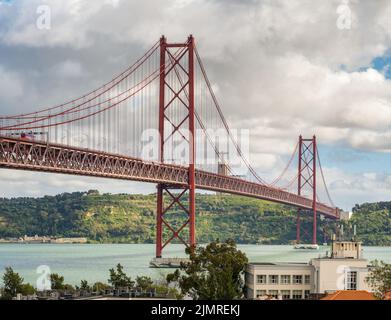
0, 66, 24, 101
326, 168, 391, 210
0, 169, 154, 198
1, 0, 391, 208
52, 60, 85, 78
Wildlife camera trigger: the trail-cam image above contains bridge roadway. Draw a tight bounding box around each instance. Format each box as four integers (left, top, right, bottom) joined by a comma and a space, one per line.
0, 136, 339, 219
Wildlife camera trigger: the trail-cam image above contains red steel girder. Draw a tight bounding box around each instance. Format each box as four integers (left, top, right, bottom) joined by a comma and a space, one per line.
0, 136, 340, 219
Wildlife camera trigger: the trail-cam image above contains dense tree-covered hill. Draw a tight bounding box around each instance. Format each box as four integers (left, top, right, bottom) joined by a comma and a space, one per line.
351, 202, 391, 246
0, 191, 389, 245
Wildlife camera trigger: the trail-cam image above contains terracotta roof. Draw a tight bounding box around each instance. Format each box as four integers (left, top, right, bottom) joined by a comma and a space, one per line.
321, 290, 375, 300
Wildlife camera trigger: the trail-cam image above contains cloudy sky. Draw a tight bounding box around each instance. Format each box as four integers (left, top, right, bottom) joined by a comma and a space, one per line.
1, 0, 391, 210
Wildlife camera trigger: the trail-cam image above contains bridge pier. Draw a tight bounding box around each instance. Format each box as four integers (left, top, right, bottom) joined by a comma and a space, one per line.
155, 35, 196, 258
156, 185, 163, 258
297, 135, 318, 245
296, 209, 301, 243
156, 185, 194, 258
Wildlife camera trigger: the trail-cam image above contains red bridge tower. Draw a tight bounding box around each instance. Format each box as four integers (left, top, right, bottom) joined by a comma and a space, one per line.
156, 35, 196, 258
296, 135, 318, 245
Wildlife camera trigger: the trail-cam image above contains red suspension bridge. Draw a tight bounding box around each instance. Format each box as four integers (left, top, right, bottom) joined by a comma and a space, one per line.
0, 36, 340, 257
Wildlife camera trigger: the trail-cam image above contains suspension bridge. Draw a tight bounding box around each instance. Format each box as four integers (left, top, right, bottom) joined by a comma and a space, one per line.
0, 36, 340, 258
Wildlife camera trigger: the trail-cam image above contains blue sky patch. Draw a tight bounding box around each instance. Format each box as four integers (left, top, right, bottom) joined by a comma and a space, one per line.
372, 55, 391, 79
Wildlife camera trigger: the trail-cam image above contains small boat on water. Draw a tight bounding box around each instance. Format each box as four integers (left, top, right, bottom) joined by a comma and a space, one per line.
293, 244, 319, 250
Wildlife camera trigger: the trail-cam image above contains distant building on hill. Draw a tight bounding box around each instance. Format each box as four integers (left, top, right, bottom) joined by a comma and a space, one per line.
50, 237, 87, 244
19, 235, 51, 243
1, 235, 88, 244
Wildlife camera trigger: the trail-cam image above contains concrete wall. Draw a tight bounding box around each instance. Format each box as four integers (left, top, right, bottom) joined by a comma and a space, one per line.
310, 258, 371, 293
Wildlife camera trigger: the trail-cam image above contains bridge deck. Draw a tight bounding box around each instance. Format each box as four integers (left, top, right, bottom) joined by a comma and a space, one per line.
0, 137, 339, 219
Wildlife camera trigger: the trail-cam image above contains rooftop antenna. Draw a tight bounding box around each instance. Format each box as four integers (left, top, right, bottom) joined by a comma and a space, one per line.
331, 234, 336, 258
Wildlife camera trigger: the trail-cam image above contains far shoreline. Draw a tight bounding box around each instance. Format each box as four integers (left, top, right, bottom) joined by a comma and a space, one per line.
1, 242, 391, 247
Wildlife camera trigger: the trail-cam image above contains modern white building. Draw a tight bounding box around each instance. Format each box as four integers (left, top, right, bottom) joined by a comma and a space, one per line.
245, 241, 372, 300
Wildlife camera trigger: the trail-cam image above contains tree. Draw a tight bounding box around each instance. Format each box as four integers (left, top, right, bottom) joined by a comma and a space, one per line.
108, 264, 134, 288
20, 283, 36, 296
50, 273, 65, 290
63, 284, 76, 293
167, 239, 248, 300
2, 267, 24, 299
135, 276, 153, 291
92, 282, 110, 293
366, 260, 391, 299
79, 280, 90, 291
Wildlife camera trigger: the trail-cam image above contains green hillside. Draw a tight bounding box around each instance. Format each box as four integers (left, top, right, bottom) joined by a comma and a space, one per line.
0, 191, 389, 245
351, 202, 391, 246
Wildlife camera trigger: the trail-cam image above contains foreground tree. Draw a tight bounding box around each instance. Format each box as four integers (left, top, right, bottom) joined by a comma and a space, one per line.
49, 273, 75, 293
1, 267, 36, 299
50, 273, 65, 290
92, 282, 111, 292
167, 239, 248, 300
2, 267, 24, 299
19, 283, 36, 296
366, 260, 391, 299
79, 280, 91, 291
108, 263, 134, 288
136, 276, 154, 291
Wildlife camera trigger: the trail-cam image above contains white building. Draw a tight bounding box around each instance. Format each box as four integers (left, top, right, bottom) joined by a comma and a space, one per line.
245, 241, 372, 300
339, 211, 352, 221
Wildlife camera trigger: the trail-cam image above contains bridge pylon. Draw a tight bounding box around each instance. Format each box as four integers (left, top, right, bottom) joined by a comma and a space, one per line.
296, 135, 317, 245
156, 35, 196, 258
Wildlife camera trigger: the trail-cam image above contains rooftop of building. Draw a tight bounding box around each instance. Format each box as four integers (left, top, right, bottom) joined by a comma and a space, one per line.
247, 262, 312, 270
249, 262, 308, 266
311, 257, 367, 261
321, 290, 375, 301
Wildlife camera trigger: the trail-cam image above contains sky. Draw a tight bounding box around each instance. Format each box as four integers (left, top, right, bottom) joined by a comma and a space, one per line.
1, 0, 391, 211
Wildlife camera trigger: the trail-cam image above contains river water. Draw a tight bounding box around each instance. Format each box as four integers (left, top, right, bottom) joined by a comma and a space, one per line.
0, 244, 390, 286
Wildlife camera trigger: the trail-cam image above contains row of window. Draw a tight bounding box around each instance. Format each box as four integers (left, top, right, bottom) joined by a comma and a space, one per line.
256, 289, 311, 300
256, 274, 311, 285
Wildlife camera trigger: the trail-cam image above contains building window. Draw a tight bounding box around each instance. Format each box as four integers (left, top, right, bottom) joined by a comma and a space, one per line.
269, 275, 279, 284
292, 290, 303, 300
293, 275, 303, 284
281, 290, 291, 300
304, 275, 311, 284
304, 290, 311, 299
281, 275, 291, 284
268, 290, 279, 299
346, 271, 357, 290
256, 275, 267, 284
256, 290, 267, 298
